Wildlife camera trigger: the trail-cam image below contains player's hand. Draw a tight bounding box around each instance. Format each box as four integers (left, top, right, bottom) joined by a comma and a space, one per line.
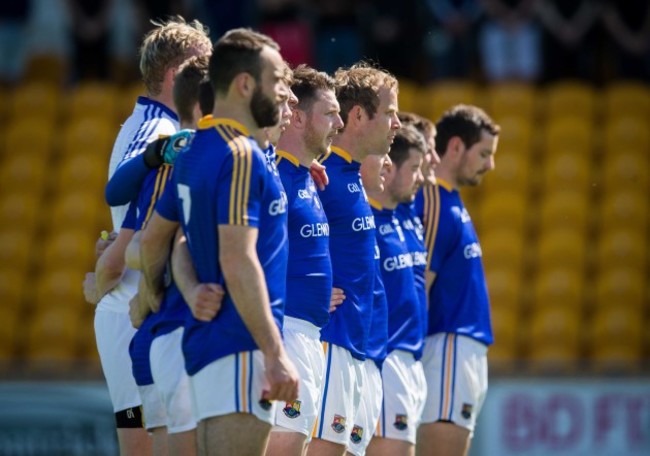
188, 283, 224, 322
139, 282, 163, 313
329, 287, 346, 312
262, 351, 300, 403
309, 160, 329, 191
95, 231, 117, 258
162, 129, 193, 164
83, 272, 101, 305
128, 294, 149, 329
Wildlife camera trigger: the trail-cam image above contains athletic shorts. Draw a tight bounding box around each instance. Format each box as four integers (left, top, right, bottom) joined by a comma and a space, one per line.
138, 384, 167, 431
347, 359, 382, 456
190, 349, 276, 425
94, 310, 141, 413
312, 343, 364, 446
273, 317, 325, 438
376, 350, 427, 444
420, 333, 488, 433
150, 327, 196, 433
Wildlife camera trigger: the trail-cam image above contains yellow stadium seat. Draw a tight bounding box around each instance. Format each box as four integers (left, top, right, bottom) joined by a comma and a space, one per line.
485, 83, 537, 122
60, 116, 116, 158
0, 154, 49, 195
33, 267, 87, 311
0, 268, 26, 308
420, 81, 477, 122
489, 306, 518, 364
601, 149, 649, 192
590, 306, 644, 372
532, 266, 584, 311
544, 81, 596, 120
0, 229, 33, 275
118, 83, 146, 121
528, 306, 581, 372
0, 304, 19, 360
604, 116, 650, 153
481, 229, 525, 272
56, 152, 106, 194
539, 191, 590, 232
4, 118, 55, 159
42, 230, 95, 270
594, 267, 645, 311
66, 81, 119, 121
9, 82, 60, 122
480, 191, 528, 232
536, 228, 587, 270
596, 228, 647, 271
0, 193, 41, 232
542, 150, 592, 194
604, 82, 650, 120
25, 306, 80, 362
493, 116, 533, 153
50, 192, 101, 230
397, 79, 420, 114
482, 152, 530, 193
599, 190, 648, 231
24, 54, 67, 86
544, 116, 594, 157
485, 266, 522, 311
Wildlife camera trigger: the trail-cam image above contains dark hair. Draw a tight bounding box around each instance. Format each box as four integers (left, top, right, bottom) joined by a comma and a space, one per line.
208, 28, 280, 95
435, 104, 500, 157
389, 124, 427, 168
198, 79, 214, 116
291, 64, 336, 112
334, 61, 398, 127
173, 55, 210, 122
398, 111, 436, 140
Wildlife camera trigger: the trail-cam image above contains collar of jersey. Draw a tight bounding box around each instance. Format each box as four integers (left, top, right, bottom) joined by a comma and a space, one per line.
330, 146, 354, 163
436, 178, 454, 192
197, 115, 250, 136
137, 96, 179, 122
368, 197, 383, 211
276, 149, 301, 167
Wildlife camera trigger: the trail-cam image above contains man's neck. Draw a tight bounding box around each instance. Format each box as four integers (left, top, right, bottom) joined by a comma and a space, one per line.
434, 165, 458, 190
212, 101, 260, 137
366, 189, 397, 210
332, 131, 366, 163
277, 132, 315, 167
148, 91, 176, 116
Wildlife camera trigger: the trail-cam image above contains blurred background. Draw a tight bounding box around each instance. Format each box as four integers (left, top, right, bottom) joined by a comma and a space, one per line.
0, 0, 648, 454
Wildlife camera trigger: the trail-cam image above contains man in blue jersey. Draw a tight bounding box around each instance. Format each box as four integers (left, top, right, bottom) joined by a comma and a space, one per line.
417, 105, 500, 456
87, 17, 211, 456
267, 65, 344, 456
362, 126, 429, 456
309, 63, 401, 456
139, 28, 299, 455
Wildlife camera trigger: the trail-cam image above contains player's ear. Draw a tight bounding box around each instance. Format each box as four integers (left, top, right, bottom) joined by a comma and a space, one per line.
233, 72, 255, 98
292, 109, 305, 129
348, 105, 364, 129
448, 136, 465, 159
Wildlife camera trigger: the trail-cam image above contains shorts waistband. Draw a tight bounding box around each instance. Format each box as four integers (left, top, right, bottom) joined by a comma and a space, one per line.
283, 316, 321, 340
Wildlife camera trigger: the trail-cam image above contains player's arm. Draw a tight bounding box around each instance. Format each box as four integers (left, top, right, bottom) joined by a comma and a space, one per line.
139, 212, 178, 311
125, 231, 142, 270
95, 227, 135, 296
219, 224, 298, 402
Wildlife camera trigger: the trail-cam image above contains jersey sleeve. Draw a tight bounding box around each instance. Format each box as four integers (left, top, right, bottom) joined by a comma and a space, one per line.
120, 200, 138, 230
135, 165, 172, 230
105, 154, 151, 207
427, 205, 460, 274
216, 139, 264, 228
155, 172, 180, 223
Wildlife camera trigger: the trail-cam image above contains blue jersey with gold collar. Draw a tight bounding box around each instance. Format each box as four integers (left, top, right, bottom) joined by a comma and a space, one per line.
366, 242, 388, 368
155, 116, 289, 375
317, 147, 376, 360
425, 180, 492, 345
276, 150, 332, 327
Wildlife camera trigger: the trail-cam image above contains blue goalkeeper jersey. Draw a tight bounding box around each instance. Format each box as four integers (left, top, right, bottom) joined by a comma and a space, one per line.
372, 200, 424, 359
425, 179, 493, 345
317, 147, 376, 360
276, 150, 332, 328
155, 116, 289, 375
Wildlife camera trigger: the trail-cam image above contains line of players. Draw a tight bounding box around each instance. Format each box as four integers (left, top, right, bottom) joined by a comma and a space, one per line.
84, 16, 499, 456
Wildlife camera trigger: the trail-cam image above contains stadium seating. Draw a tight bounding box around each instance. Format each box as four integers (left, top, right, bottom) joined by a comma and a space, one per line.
0, 229, 34, 276
3, 117, 55, 159
0, 193, 41, 233
9, 82, 60, 123
0, 154, 49, 195
66, 81, 120, 122
532, 266, 584, 312
25, 306, 81, 362
599, 190, 648, 232
535, 228, 587, 271
49, 192, 101, 231
604, 81, 650, 120
420, 81, 477, 121
543, 81, 596, 120
485, 83, 537, 122
493, 116, 534, 153
538, 191, 590, 232
590, 306, 644, 372
595, 228, 647, 272
33, 267, 88, 312
482, 151, 530, 193
600, 149, 649, 192
56, 153, 107, 195
544, 116, 594, 158
480, 191, 528, 232
528, 306, 581, 372
60, 116, 116, 159
604, 116, 650, 153
489, 306, 518, 365
594, 267, 646, 312
485, 266, 522, 311
542, 150, 592, 194
42, 230, 95, 271
481, 229, 525, 272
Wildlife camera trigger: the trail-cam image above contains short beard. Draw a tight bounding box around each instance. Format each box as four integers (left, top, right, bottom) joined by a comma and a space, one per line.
251, 85, 279, 128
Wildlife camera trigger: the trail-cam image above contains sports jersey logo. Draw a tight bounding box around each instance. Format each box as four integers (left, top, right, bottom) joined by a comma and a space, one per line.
300, 223, 329, 238
347, 183, 362, 193
351, 216, 375, 232
269, 192, 288, 216
259, 399, 273, 411
394, 414, 408, 431
463, 242, 482, 259
350, 424, 363, 444
383, 254, 414, 272
283, 400, 301, 418
453, 207, 471, 223
379, 223, 395, 235
297, 189, 311, 199
461, 403, 473, 419
331, 414, 346, 433
402, 219, 415, 230
411, 251, 427, 266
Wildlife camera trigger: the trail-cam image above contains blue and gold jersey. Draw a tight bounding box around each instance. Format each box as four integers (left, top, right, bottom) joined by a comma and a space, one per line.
317, 147, 376, 360
155, 116, 289, 375
365, 241, 388, 368
373, 200, 424, 359
276, 150, 332, 328
425, 180, 493, 345
395, 202, 428, 346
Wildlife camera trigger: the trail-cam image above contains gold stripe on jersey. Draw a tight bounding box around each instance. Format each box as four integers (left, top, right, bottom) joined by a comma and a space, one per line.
441, 333, 456, 420
198, 115, 251, 137
228, 136, 253, 225
143, 164, 172, 228
276, 149, 300, 167
423, 184, 441, 270
329, 146, 352, 163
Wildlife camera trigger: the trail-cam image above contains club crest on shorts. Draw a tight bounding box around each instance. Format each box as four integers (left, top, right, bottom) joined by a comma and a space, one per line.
283, 400, 301, 418
350, 424, 363, 444
259, 398, 273, 411
331, 414, 346, 433
394, 414, 408, 431
461, 403, 473, 420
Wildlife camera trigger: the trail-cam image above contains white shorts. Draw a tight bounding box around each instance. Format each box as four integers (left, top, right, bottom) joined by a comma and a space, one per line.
348, 359, 383, 456
94, 310, 141, 413
190, 349, 276, 425
273, 317, 325, 438
312, 343, 363, 446
138, 384, 167, 431
420, 333, 488, 433
150, 327, 197, 434
377, 350, 427, 444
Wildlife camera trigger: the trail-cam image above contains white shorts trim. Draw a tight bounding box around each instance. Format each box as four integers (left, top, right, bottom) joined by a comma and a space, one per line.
377, 350, 427, 444
420, 333, 488, 432
312, 343, 363, 446
150, 327, 197, 433
190, 350, 276, 425
348, 359, 383, 456
273, 317, 325, 438
138, 384, 167, 430
94, 310, 141, 412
